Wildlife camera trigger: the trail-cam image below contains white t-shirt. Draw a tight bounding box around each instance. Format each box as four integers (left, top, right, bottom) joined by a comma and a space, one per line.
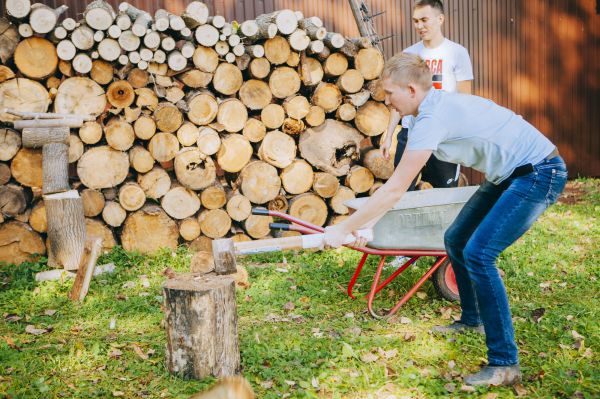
402, 38, 473, 128
405, 89, 555, 184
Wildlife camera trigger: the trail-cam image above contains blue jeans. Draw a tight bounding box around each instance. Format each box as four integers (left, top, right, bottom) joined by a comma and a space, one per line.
444, 156, 568, 366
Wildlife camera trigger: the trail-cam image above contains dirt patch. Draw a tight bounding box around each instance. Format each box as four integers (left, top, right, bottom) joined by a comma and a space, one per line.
557, 181, 588, 205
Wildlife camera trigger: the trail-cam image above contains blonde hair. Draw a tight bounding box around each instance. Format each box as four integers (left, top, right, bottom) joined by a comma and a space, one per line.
382, 52, 432, 90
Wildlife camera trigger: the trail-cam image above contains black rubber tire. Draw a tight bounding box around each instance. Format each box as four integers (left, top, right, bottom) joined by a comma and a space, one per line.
432, 259, 460, 302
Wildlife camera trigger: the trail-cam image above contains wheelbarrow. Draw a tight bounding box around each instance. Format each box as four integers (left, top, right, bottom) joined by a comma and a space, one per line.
254, 186, 478, 318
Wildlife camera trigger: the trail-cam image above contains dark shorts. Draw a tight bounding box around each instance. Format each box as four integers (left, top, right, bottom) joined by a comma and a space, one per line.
393, 127, 460, 190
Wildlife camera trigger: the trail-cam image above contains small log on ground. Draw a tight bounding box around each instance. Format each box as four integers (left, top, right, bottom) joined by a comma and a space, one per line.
163, 273, 240, 379
44, 190, 86, 270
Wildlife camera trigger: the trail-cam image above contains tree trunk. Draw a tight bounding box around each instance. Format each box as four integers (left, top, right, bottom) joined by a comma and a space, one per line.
163, 273, 240, 379
78, 146, 129, 189
121, 204, 179, 253
137, 166, 171, 200
44, 190, 86, 270
161, 186, 201, 220
42, 142, 69, 194
280, 160, 314, 194
174, 148, 216, 190
198, 208, 231, 238
239, 161, 281, 205
313, 172, 339, 198
81, 188, 105, 217
0, 221, 46, 265
299, 119, 362, 176
216, 135, 253, 173
330, 186, 356, 215
258, 130, 296, 168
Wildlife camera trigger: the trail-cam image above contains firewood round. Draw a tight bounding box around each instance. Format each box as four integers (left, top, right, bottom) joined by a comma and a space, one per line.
29, 201, 47, 233
197, 127, 221, 155
81, 188, 105, 217
149, 133, 180, 163
193, 46, 219, 72
288, 193, 328, 227
129, 146, 154, 173
14, 37, 58, 80
258, 130, 296, 168
217, 135, 253, 173
85, 218, 116, 252
217, 99, 248, 133
54, 77, 106, 116
0, 128, 21, 161
336, 103, 357, 121
11, 148, 42, 188
330, 186, 356, 215
281, 159, 314, 194
107, 80, 135, 108
212, 63, 243, 95
323, 53, 348, 77
91, 60, 114, 83
249, 57, 271, 79
200, 185, 226, 210
264, 36, 290, 65
355, 101, 391, 136
261, 104, 285, 129
68, 134, 84, 163
134, 115, 156, 140
118, 182, 146, 211
355, 47, 385, 80
154, 103, 183, 133
244, 214, 273, 239
345, 165, 375, 193
312, 83, 342, 113
121, 205, 179, 254
77, 146, 129, 189
177, 122, 199, 147
239, 161, 281, 204
283, 95, 310, 119
337, 69, 364, 94
161, 186, 201, 220
299, 57, 323, 86
0, 79, 50, 123
313, 172, 340, 198
239, 80, 272, 110
179, 218, 201, 241
102, 201, 126, 227
305, 105, 325, 127
137, 166, 171, 199
198, 208, 231, 238
174, 148, 216, 190
269, 67, 301, 99
226, 194, 251, 222
105, 119, 135, 151
242, 118, 266, 143
187, 92, 218, 126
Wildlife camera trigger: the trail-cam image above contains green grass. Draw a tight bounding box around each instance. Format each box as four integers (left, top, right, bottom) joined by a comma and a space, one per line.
1, 179, 598, 398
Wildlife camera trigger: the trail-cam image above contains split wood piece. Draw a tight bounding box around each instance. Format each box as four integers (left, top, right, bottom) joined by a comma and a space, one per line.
81, 188, 105, 217
58, 60, 74, 77
0, 128, 22, 161
161, 186, 201, 220
217, 99, 248, 133
54, 77, 106, 116
336, 103, 357, 121
29, 4, 68, 34
91, 60, 114, 85
0, 163, 11, 185
226, 194, 251, 222
299, 56, 323, 86
179, 217, 201, 241
182, 1, 209, 28
163, 273, 240, 379
0, 184, 29, 217
69, 236, 103, 302
313, 172, 340, 198
283, 96, 310, 120
195, 24, 219, 47
299, 119, 362, 176
197, 127, 221, 155
71, 25, 95, 51
118, 182, 146, 211
42, 142, 69, 195
137, 166, 171, 200
242, 118, 266, 143
311, 83, 342, 113
269, 66, 301, 99
289, 192, 328, 227
121, 204, 179, 253
264, 36, 290, 65
212, 63, 243, 96
129, 145, 154, 173
29, 200, 47, 233
355, 101, 391, 136
180, 69, 213, 89
135, 88, 159, 110
175, 148, 216, 190
5, 0, 31, 19
0, 18, 19, 64
337, 69, 364, 94
305, 105, 325, 127
11, 148, 42, 188
154, 102, 183, 133
102, 200, 126, 227
133, 115, 156, 140
249, 57, 271, 79
186, 91, 218, 126
258, 130, 296, 168
0, 79, 50, 123
105, 119, 135, 151
149, 133, 180, 163
355, 47, 385, 80
14, 37, 58, 80
330, 186, 356, 215
198, 209, 231, 239
239, 161, 281, 205
0, 221, 46, 265
177, 122, 199, 147
243, 214, 273, 239
363, 147, 394, 179
201, 185, 226, 210
260, 104, 285, 130
280, 159, 314, 194
85, 218, 116, 252
44, 190, 85, 270
367, 78, 386, 102
217, 135, 253, 173
345, 165, 375, 194
323, 53, 348, 77
282, 118, 305, 135
189, 235, 213, 253
0, 65, 15, 83
239, 80, 272, 111
77, 146, 129, 189
347, 90, 371, 107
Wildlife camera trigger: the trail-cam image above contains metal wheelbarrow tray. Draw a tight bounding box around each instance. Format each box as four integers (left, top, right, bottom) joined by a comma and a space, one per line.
256, 186, 478, 318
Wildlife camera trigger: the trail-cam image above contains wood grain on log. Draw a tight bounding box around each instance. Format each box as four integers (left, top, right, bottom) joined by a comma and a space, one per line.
44, 190, 85, 270
121, 205, 178, 253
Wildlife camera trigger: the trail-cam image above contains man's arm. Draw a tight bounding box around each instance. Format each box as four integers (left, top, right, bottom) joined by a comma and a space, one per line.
324, 149, 432, 247
456, 80, 472, 94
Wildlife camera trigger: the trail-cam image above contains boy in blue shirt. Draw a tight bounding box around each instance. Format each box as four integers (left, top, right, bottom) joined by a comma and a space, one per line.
324, 52, 567, 386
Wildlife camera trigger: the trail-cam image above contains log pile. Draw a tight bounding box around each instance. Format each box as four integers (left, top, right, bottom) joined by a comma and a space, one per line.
0, 0, 413, 261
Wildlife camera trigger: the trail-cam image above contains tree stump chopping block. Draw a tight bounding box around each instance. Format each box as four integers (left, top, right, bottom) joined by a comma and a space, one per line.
163, 273, 241, 379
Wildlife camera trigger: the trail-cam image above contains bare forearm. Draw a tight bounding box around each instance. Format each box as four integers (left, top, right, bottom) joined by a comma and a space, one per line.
384, 108, 402, 143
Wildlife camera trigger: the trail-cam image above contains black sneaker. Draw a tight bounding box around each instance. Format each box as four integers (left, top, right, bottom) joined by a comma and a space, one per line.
464, 365, 522, 386
431, 321, 485, 335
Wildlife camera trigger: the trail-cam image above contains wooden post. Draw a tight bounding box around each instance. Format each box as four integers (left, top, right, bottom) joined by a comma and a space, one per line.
163, 273, 240, 379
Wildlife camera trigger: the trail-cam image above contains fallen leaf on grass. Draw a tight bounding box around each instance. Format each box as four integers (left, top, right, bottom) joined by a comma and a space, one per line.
403, 331, 416, 341
360, 352, 379, 363
132, 343, 148, 360
460, 385, 476, 392
399, 317, 412, 324
109, 348, 123, 359
377, 348, 398, 359
439, 307, 453, 320
444, 383, 456, 392
582, 348, 593, 358
25, 325, 52, 336
283, 301, 295, 311
112, 391, 125, 397
3, 336, 20, 350
513, 383, 527, 396
162, 267, 176, 279
260, 380, 273, 389
447, 360, 456, 369
43, 309, 57, 316
4, 314, 22, 322
416, 291, 427, 299
484, 394, 499, 399
284, 380, 296, 387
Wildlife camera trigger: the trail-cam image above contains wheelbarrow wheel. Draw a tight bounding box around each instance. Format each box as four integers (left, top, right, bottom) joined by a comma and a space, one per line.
432, 259, 460, 302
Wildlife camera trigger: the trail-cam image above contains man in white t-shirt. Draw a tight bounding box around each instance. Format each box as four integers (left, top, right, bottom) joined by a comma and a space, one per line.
381, 0, 473, 189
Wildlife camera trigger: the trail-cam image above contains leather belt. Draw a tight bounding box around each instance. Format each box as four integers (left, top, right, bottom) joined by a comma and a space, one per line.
509, 147, 560, 179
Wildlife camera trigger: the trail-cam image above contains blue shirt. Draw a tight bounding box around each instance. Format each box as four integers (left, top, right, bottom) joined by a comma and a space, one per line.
405, 89, 556, 184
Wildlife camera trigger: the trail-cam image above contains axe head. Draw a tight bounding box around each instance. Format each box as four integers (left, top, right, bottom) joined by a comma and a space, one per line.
211, 238, 237, 275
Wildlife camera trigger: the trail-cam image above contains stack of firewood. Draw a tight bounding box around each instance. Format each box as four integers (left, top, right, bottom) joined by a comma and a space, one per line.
0, 0, 398, 263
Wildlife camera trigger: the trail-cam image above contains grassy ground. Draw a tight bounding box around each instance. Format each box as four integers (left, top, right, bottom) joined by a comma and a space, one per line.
1, 179, 598, 399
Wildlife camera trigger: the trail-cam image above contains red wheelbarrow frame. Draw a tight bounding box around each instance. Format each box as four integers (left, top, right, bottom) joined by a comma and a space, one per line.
254, 208, 458, 319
